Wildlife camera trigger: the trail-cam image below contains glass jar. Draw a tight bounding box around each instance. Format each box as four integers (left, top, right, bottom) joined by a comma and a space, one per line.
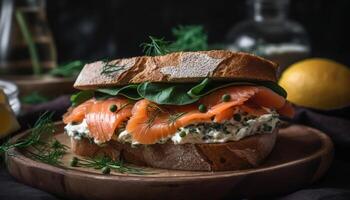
0, 79, 20, 115
226, 0, 310, 77
0, 0, 57, 75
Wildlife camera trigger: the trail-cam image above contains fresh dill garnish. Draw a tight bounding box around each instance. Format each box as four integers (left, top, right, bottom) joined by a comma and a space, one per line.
168, 112, 187, 124
70, 156, 148, 175
25, 139, 68, 165
21, 92, 49, 105
145, 104, 167, 128
0, 112, 68, 166
141, 25, 209, 55
115, 102, 133, 114
100, 60, 125, 76
141, 36, 171, 56
170, 25, 208, 51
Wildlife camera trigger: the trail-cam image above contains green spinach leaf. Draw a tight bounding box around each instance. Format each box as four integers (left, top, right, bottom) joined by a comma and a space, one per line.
137, 79, 286, 105
97, 85, 141, 100
70, 90, 94, 107
137, 82, 199, 105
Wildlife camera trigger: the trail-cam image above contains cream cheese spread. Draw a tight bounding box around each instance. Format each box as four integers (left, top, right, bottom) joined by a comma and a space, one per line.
64, 112, 279, 145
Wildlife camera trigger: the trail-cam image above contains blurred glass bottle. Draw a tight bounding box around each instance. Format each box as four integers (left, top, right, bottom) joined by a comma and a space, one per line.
226, 0, 310, 77
0, 0, 56, 75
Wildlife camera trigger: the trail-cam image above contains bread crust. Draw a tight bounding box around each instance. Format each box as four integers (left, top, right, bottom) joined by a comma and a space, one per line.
74, 50, 278, 90
70, 130, 277, 171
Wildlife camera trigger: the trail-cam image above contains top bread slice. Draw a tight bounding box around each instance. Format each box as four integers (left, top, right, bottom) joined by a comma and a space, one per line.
74, 50, 278, 90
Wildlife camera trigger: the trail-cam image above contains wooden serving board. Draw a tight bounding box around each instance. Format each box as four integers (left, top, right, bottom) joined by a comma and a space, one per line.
3, 75, 76, 98
6, 123, 333, 200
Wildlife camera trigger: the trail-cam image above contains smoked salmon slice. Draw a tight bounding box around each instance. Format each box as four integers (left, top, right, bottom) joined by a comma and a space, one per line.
63, 97, 133, 143
277, 101, 295, 118
86, 98, 133, 143
126, 99, 212, 144
63, 99, 94, 124
126, 86, 293, 144
64, 85, 294, 145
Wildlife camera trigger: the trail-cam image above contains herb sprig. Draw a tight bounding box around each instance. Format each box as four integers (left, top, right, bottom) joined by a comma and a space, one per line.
141, 25, 209, 56
70, 156, 148, 175
145, 104, 165, 128
170, 25, 208, 52
0, 112, 68, 166
168, 112, 187, 125
100, 60, 125, 76
141, 36, 171, 56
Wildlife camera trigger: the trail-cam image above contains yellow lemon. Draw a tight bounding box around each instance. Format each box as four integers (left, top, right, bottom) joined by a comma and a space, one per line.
0, 89, 20, 138
279, 58, 350, 110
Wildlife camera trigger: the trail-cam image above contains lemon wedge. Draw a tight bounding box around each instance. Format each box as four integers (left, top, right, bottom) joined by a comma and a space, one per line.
0, 89, 20, 139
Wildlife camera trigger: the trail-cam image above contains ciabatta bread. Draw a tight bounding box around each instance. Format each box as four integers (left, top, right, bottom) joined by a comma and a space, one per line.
74, 50, 278, 90
71, 129, 277, 171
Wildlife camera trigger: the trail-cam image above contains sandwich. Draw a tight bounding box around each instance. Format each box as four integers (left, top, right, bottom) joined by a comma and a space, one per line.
63, 50, 294, 171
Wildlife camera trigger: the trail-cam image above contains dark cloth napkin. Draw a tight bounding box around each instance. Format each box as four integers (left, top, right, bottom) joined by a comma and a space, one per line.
1, 97, 350, 200
291, 106, 350, 160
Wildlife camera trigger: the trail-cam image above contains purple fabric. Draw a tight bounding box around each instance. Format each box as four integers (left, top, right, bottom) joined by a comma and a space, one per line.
1, 97, 350, 200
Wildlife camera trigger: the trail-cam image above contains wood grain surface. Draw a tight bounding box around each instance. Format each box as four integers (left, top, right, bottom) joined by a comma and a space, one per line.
2, 75, 76, 98
5, 123, 334, 200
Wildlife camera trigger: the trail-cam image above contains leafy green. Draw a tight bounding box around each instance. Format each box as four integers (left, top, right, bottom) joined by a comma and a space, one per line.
49, 60, 85, 78
21, 92, 49, 105
97, 85, 141, 100
137, 79, 286, 105
70, 90, 95, 107
72, 79, 286, 106
137, 82, 199, 105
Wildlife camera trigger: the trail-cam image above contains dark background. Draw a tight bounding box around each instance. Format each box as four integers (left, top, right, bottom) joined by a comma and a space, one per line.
46, 0, 350, 65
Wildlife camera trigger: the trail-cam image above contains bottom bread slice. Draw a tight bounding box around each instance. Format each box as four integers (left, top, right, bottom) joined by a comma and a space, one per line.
70, 129, 277, 171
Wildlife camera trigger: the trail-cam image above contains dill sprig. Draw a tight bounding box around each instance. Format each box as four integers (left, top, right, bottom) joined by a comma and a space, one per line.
115, 102, 133, 114
145, 104, 167, 128
71, 156, 148, 175
0, 112, 55, 152
100, 60, 125, 76
170, 25, 208, 51
141, 25, 209, 56
168, 112, 187, 125
25, 140, 68, 165
141, 36, 171, 56
0, 112, 68, 166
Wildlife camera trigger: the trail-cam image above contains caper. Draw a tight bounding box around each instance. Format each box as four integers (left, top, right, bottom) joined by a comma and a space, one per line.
70, 157, 78, 167
222, 94, 231, 102
233, 114, 241, 122
102, 166, 111, 174
263, 124, 272, 132
179, 131, 186, 138
109, 104, 118, 112
198, 104, 207, 113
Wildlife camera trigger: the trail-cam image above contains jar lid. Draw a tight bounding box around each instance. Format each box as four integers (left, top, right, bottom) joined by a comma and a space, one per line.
0, 79, 19, 99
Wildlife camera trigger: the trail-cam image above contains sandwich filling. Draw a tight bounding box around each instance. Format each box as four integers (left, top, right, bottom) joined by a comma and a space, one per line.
63, 85, 293, 145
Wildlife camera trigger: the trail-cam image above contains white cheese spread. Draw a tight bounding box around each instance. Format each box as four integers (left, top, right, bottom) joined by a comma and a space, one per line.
64, 112, 279, 145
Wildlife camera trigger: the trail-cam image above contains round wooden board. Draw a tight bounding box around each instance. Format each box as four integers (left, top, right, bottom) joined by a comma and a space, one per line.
6, 123, 333, 200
